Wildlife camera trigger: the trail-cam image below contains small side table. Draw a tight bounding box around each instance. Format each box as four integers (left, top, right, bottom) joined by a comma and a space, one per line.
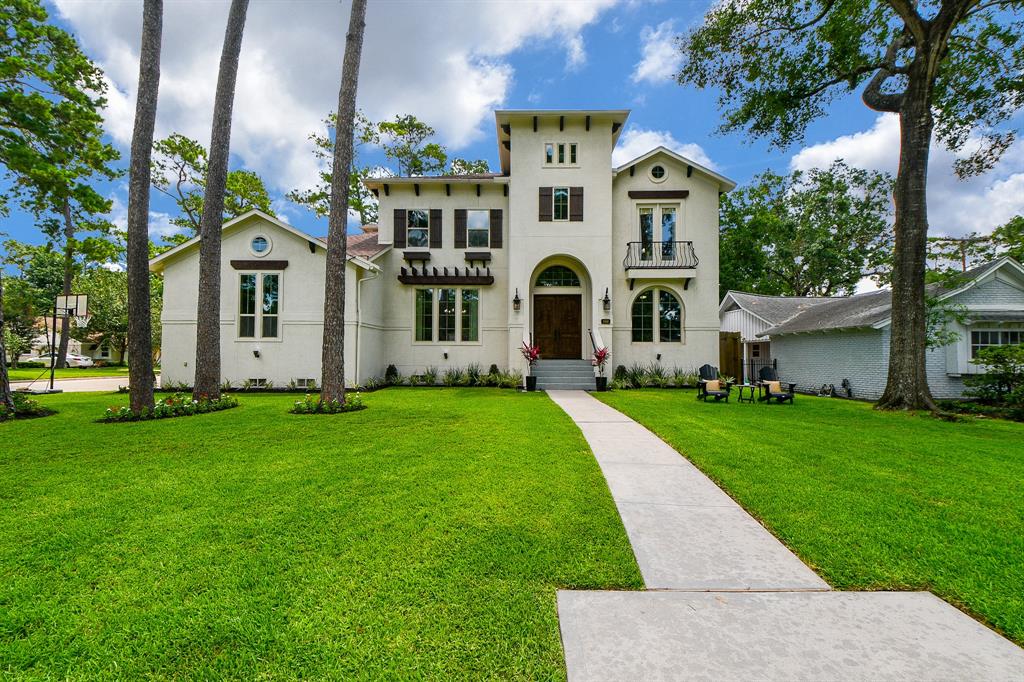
736, 384, 757, 403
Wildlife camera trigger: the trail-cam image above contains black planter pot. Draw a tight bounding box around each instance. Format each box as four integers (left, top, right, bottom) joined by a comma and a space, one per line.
595, 376, 608, 392
525, 375, 538, 392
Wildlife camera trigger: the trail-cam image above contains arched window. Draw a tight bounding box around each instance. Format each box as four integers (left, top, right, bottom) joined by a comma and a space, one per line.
631, 288, 682, 342
535, 265, 580, 287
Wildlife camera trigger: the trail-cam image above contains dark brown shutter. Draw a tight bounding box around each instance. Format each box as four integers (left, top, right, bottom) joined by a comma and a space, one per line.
489, 209, 503, 248
569, 187, 584, 221
393, 208, 407, 248
454, 209, 467, 248
429, 208, 442, 248
539, 187, 552, 221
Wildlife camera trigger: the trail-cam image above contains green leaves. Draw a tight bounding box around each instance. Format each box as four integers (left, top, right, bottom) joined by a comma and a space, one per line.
719, 160, 894, 297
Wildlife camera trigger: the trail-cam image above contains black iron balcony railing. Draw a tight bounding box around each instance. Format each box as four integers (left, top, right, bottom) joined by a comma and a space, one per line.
623, 241, 698, 270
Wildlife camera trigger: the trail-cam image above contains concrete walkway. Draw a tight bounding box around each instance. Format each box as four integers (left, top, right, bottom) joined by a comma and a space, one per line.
547, 390, 1024, 680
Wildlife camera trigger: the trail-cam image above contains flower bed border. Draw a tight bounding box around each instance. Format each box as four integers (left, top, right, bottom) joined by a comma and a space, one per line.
100, 393, 240, 423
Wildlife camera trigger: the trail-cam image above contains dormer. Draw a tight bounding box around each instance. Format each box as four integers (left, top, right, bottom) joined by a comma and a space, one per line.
493, 110, 629, 174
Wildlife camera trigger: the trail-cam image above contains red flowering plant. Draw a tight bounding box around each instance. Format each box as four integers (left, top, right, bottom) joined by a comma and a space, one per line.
520, 341, 541, 368
591, 347, 611, 377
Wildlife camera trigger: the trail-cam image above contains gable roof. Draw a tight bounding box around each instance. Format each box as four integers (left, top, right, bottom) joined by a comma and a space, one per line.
719, 291, 835, 326
760, 257, 1024, 337
148, 209, 388, 272
612, 146, 737, 191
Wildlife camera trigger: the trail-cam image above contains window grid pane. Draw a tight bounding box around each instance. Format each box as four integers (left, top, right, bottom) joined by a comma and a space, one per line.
545, 143, 554, 164
408, 209, 429, 248
553, 187, 569, 220
558, 144, 565, 164
632, 291, 653, 342
438, 288, 456, 342
239, 274, 256, 338
467, 210, 489, 248
461, 289, 479, 342
570, 143, 577, 164
536, 265, 580, 287
415, 289, 433, 341
659, 290, 681, 342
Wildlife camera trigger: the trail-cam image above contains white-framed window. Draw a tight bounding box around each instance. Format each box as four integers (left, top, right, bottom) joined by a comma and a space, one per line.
407, 209, 430, 248
544, 142, 578, 166
238, 272, 281, 339
553, 187, 569, 221
467, 210, 490, 248
970, 329, 1023, 358
97, 344, 111, 360
638, 204, 679, 260
751, 343, 761, 359
631, 287, 683, 343
414, 287, 480, 343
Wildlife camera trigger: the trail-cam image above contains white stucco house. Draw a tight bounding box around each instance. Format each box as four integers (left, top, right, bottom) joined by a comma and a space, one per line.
151, 109, 735, 389
719, 258, 1024, 399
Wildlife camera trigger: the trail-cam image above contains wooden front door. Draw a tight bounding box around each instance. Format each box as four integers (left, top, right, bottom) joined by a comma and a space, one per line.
534, 295, 582, 359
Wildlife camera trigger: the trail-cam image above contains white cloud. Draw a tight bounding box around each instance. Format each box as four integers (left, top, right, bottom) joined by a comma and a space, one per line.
147, 211, 180, 239
791, 114, 1024, 238
612, 127, 715, 168
565, 34, 587, 71
631, 20, 681, 85
53, 0, 619, 195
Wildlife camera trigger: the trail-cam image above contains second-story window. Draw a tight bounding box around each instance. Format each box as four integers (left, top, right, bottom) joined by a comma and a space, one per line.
467, 210, 490, 248
407, 209, 429, 248
544, 142, 577, 166
553, 187, 569, 220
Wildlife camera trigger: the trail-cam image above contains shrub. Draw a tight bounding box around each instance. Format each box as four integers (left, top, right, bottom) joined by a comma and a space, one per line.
0, 392, 56, 421
385, 364, 399, 384
290, 392, 365, 414
488, 363, 499, 376
9, 361, 46, 369
465, 363, 482, 387
965, 344, 1024, 404
648, 363, 670, 388
422, 366, 439, 386
443, 367, 467, 386
481, 369, 500, 387
613, 364, 627, 382
221, 379, 234, 392
101, 392, 239, 423
625, 363, 650, 389
499, 369, 523, 389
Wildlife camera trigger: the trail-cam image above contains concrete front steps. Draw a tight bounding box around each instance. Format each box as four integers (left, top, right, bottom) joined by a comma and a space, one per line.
532, 359, 596, 391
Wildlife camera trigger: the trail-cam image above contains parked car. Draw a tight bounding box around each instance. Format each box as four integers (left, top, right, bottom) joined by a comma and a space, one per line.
16, 354, 95, 368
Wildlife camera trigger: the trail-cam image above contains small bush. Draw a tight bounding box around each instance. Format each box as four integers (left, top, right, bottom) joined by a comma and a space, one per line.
625, 363, 650, 389
466, 363, 482, 387
499, 370, 523, 389
101, 393, 239, 423
443, 367, 467, 386
9, 361, 46, 369
0, 392, 56, 421
648, 363, 670, 388
613, 364, 627, 382
290, 392, 365, 414
965, 344, 1024, 405
385, 364, 399, 384
488, 364, 499, 376
422, 366, 439, 386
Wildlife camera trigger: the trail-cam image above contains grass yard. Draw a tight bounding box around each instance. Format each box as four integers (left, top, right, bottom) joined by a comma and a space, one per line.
597, 389, 1024, 644
0, 389, 641, 679
7, 366, 132, 382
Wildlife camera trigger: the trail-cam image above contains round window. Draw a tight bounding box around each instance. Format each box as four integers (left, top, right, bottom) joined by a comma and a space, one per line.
251, 236, 270, 255
650, 165, 666, 179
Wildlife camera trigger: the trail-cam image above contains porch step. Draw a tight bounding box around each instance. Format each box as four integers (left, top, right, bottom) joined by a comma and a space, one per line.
533, 360, 596, 391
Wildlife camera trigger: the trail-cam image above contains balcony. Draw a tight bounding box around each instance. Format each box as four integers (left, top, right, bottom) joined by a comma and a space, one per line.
623, 241, 698, 289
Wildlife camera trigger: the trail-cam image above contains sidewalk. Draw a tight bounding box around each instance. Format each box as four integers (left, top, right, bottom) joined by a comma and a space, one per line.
547, 390, 1024, 681
11, 375, 155, 393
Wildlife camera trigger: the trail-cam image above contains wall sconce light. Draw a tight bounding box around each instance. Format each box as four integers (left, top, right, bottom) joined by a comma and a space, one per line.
513, 288, 522, 312
443, 350, 449, 360
656, 353, 662, 362
253, 348, 261, 359
602, 288, 611, 312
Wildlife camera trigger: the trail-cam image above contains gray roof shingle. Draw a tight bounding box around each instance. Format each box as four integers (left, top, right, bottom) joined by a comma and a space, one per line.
725, 292, 835, 325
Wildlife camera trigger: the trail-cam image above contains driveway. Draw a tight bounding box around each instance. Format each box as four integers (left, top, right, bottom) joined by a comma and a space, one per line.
11, 375, 160, 393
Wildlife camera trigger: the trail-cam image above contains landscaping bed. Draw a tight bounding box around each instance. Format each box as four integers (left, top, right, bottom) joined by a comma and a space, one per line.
0, 389, 641, 678
596, 389, 1024, 645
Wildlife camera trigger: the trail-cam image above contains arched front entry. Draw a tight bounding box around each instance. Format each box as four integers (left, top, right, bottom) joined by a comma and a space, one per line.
529, 257, 592, 359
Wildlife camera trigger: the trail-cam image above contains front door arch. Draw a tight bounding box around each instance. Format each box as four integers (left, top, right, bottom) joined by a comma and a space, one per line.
530, 259, 591, 360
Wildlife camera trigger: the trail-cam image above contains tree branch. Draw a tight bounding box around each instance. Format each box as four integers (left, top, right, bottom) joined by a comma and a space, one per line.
862, 34, 912, 112
885, 0, 927, 43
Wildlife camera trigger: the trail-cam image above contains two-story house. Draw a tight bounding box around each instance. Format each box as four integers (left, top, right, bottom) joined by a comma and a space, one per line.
151, 109, 735, 389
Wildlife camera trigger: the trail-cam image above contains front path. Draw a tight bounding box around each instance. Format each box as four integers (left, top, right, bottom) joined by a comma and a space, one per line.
547, 390, 1024, 680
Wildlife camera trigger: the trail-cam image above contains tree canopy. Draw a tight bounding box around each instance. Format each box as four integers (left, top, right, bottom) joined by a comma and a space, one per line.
720, 161, 894, 298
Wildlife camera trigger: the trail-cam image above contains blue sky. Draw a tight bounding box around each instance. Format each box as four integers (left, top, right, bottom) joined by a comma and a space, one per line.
3, 0, 1022, 254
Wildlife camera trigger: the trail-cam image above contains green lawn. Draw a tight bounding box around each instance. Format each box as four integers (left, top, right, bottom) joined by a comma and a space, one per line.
7, 366, 132, 382
597, 389, 1024, 644
0, 389, 641, 679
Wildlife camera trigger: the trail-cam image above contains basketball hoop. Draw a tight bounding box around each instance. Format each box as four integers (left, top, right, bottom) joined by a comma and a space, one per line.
55, 294, 88, 318
73, 315, 91, 329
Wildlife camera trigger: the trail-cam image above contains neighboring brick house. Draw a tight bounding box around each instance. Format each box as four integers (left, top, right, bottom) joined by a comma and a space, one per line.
724, 258, 1024, 400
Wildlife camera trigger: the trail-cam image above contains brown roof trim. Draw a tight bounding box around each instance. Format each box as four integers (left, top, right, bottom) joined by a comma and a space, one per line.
231, 259, 288, 270
628, 190, 690, 199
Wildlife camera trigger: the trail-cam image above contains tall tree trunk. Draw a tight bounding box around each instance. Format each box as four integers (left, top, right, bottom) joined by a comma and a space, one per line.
878, 71, 938, 411
193, 0, 249, 401
320, 0, 368, 405
56, 197, 75, 369
0, 272, 13, 414
126, 0, 162, 413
